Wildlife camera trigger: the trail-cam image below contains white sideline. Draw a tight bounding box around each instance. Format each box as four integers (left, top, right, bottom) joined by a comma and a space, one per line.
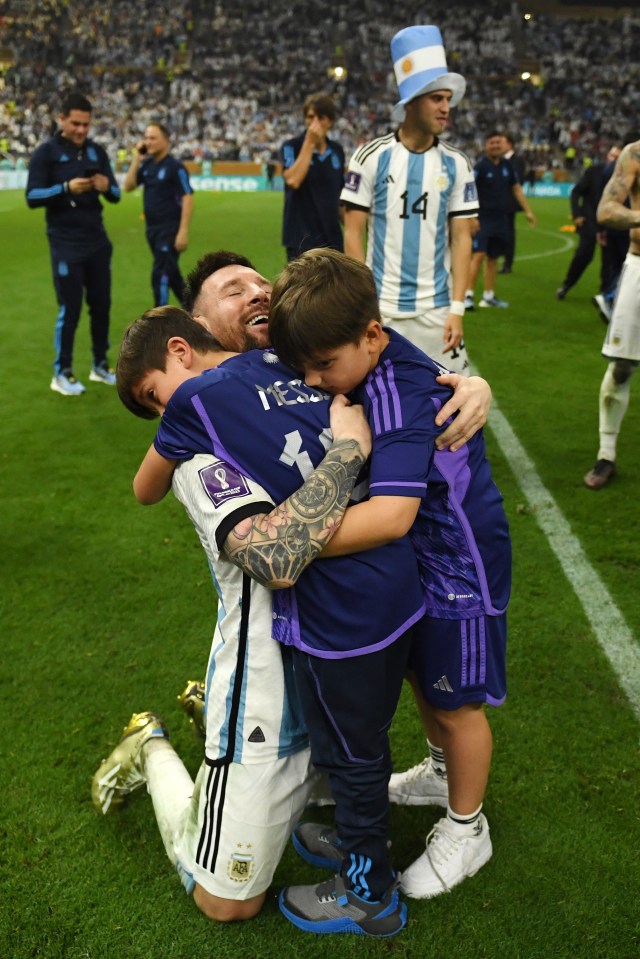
477, 386, 640, 725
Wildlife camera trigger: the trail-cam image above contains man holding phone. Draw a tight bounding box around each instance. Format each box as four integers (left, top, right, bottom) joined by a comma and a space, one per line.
124, 123, 194, 307
26, 90, 121, 395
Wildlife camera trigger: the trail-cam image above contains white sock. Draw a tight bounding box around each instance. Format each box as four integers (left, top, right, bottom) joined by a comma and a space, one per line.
446, 802, 483, 836
427, 740, 447, 779
143, 739, 194, 867
483, 290, 494, 301
598, 364, 631, 461
465, 289, 474, 299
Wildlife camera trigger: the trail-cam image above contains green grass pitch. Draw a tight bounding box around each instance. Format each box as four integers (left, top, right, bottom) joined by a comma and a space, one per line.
1, 188, 639, 958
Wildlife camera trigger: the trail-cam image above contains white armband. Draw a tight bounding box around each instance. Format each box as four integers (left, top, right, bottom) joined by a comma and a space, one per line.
449, 300, 465, 316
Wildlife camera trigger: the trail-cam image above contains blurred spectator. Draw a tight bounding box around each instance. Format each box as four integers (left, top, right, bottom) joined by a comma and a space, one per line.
25, 89, 121, 395
281, 92, 344, 261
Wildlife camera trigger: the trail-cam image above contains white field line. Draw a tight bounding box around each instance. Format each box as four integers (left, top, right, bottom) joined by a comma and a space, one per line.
476, 386, 640, 725
516, 227, 575, 262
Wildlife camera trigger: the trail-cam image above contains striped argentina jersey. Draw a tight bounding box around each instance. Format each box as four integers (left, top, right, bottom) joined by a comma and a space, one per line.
341, 133, 478, 316
353, 329, 511, 620
171, 454, 309, 766
154, 351, 425, 659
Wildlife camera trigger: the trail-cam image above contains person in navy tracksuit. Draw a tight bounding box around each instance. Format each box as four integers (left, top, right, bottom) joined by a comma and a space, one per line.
124, 122, 194, 307
26, 90, 121, 395
280, 93, 345, 261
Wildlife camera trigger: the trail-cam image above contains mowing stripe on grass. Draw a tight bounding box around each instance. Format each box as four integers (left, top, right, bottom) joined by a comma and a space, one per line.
477, 383, 640, 725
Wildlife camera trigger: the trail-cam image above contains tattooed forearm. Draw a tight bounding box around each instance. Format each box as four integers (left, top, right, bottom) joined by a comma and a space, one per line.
222, 438, 367, 588
597, 143, 640, 230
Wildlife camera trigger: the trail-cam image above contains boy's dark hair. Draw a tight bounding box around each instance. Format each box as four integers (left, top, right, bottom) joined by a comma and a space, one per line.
269, 249, 380, 372
302, 93, 337, 123
182, 250, 255, 313
61, 91, 92, 116
116, 306, 220, 420
486, 130, 503, 141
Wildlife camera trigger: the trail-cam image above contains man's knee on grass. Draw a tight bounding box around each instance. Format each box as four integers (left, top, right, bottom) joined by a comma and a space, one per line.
193, 883, 265, 922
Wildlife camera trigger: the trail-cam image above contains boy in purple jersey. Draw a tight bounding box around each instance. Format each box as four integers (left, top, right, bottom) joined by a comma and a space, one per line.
116, 307, 427, 937
269, 248, 512, 900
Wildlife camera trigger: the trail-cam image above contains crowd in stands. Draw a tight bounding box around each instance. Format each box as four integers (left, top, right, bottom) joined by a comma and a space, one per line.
2, 0, 640, 174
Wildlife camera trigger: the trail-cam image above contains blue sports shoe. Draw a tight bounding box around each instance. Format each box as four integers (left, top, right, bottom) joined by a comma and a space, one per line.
50, 370, 86, 395
292, 822, 344, 869
89, 362, 116, 386
279, 874, 406, 937
479, 294, 509, 308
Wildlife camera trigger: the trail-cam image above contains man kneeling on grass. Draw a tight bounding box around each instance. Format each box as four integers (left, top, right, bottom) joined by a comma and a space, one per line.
91, 257, 492, 934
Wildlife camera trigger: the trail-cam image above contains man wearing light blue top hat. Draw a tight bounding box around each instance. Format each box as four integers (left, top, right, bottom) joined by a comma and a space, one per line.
341, 24, 478, 374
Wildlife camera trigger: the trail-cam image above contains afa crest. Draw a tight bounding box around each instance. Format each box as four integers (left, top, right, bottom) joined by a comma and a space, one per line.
227, 849, 255, 883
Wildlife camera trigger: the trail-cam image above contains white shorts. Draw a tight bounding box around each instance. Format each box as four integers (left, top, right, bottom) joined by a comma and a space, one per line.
175, 748, 314, 900
381, 306, 470, 374
602, 253, 640, 362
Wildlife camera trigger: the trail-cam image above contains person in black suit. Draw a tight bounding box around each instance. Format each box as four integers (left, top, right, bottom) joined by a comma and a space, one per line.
555, 156, 610, 300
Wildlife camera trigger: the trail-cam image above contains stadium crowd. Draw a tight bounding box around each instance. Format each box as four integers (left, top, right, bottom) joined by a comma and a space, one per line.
2, 1, 640, 172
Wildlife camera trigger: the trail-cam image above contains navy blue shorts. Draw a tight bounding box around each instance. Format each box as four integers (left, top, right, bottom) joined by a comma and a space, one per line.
473, 218, 509, 259
409, 614, 507, 710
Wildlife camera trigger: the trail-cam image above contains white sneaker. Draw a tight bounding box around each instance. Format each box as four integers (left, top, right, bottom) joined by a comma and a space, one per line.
464, 294, 475, 311
479, 294, 509, 308
388, 758, 448, 807
50, 371, 86, 396
89, 363, 116, 386
400, 814, 492, 898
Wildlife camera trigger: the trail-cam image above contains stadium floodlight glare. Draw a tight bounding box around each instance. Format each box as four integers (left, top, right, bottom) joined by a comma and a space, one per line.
521, 71, 531, 80
328, 63, 348, 80
328, 46, 348, 81
524, 12, 533, 21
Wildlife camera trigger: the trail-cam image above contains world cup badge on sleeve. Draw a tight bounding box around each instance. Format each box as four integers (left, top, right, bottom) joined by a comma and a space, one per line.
198, 460, 252, 508
344, 170, 362, 193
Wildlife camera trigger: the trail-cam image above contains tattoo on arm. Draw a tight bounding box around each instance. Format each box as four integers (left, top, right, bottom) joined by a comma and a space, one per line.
222, 439, 366, 588
598, 144, 640, 229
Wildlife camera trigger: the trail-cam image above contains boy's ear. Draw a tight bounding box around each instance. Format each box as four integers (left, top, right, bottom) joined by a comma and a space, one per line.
365, 320, 384, 343
166, 336, 195, 368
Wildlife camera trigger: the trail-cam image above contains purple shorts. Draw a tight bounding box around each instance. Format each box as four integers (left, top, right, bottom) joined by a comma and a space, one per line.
409, 613, 507, 710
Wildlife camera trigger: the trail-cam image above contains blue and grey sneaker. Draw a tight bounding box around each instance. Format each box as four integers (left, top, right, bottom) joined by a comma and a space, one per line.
89, 362, 116, 386
50, 370, 86, 395
292, 822, 344, 869
279, 874, 406, 937
479, 294, 509, 308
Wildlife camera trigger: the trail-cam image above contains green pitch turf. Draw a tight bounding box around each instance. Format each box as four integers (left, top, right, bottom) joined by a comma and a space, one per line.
1, 189, 638, 959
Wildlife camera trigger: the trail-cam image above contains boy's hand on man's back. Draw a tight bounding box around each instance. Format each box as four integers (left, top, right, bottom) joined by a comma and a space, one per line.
329, 394, 372, 459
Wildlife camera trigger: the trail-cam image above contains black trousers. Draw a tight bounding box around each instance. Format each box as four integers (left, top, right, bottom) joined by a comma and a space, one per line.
51, 241, 112, 375
292, 629, 413, 900
562, 226, 597, 290
601, 228, 629, 297
147, 229, 185, 306
503, 211, 518, 269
